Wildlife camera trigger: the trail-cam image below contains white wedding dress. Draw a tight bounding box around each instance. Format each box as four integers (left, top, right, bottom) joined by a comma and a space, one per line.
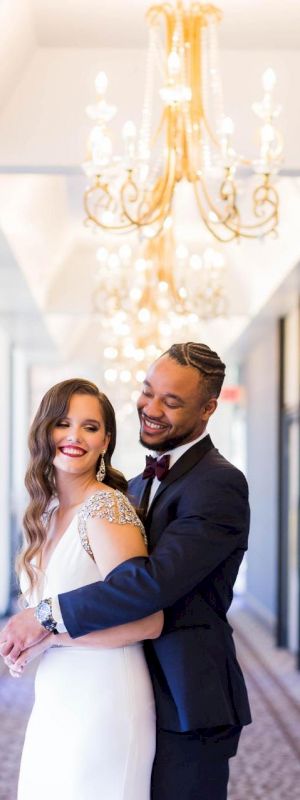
18, 490, 156, 800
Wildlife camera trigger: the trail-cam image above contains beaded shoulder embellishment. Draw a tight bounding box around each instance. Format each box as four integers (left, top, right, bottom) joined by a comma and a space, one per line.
77, 489, 147, 560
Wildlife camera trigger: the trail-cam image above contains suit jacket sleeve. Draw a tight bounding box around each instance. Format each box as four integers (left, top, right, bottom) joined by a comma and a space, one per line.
59, 467, 250, 637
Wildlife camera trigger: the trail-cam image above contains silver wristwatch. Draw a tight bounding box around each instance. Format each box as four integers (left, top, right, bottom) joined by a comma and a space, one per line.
35, 598, 59, 635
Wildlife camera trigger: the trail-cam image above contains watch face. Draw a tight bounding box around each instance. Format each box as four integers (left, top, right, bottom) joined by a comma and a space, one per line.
38, 601, 51, 622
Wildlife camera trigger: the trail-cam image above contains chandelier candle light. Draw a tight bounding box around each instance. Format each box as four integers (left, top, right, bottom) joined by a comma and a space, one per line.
83, 1, 283, 242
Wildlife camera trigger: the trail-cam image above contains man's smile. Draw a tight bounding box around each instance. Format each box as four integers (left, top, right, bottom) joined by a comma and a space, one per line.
140, 414, 169, 434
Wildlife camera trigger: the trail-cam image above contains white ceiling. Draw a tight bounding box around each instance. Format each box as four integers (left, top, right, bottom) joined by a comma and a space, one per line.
31, 0, 300, 50
0, 0, 300, 374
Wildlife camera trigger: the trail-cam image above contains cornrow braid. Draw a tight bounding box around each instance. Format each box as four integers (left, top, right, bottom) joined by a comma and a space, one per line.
164, 342, 226, 399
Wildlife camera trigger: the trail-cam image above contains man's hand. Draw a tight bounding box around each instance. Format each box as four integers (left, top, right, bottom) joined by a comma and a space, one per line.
0, 608, 48, 664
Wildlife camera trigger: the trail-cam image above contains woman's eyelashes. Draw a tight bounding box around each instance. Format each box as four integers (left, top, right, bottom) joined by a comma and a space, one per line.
55, 420, 100, 432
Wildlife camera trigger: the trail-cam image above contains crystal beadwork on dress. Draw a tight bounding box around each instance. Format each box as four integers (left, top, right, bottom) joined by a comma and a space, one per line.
78, 489, 147, 559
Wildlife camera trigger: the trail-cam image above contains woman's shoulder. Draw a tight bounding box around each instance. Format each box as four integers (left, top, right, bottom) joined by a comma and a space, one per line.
79, 488, 143, 527
78, 488, 147, 549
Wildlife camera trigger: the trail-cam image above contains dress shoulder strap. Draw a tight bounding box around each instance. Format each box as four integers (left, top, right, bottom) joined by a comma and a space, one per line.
78, 489, 147, 559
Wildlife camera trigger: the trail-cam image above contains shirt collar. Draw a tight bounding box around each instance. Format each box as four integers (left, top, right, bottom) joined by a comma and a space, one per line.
154, 429, 208, 470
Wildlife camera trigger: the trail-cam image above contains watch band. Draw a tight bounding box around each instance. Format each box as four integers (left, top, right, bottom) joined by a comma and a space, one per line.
35, 598, 59, 635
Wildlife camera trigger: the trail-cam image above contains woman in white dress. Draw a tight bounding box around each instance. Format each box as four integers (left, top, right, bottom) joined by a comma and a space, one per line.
9, 378, 162, 800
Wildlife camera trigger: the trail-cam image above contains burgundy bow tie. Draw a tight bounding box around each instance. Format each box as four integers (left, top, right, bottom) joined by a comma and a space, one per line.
142, 454, 170, 482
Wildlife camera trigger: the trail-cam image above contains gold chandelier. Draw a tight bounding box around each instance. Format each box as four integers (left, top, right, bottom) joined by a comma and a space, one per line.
83, 1, 283, 243
93, 227, 228, 387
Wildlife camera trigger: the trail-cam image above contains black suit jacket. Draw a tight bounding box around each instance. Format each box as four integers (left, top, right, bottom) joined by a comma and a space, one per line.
59, 435, 251, 732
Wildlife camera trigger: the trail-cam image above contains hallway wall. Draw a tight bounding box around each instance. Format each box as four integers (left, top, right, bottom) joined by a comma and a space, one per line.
243, 321, 279, 624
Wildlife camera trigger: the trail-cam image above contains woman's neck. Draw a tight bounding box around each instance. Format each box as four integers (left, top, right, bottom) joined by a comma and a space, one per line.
54, 471, 99, 510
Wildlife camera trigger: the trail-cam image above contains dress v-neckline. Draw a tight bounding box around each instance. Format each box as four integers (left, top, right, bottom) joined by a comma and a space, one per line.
41, 513, 77, 574
41, 487, 115, 574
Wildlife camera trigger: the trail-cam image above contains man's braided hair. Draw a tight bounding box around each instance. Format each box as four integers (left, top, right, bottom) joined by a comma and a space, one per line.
164, 342, 226, 399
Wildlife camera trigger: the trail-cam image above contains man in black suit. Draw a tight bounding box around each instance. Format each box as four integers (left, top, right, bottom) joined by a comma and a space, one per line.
1, 342, 251, 799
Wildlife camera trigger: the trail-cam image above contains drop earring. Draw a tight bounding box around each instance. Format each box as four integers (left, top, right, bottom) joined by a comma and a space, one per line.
96, 452, 106, 482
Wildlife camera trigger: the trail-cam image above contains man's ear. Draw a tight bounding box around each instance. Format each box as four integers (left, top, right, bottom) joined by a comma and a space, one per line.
202, 398, 218, 422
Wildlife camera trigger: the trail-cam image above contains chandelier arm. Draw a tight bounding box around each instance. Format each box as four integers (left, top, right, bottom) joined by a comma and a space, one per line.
192, 182, 238, 242
83, 185, 135, 232
193, 176, 278, 241
196, 171, 240, 227
120, 138, 177, 227
196, 169, 278, 235
223, 180, 279, 233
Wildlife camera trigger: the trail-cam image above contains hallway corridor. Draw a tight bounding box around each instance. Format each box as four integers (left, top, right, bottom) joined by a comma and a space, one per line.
0, 605, 299, 800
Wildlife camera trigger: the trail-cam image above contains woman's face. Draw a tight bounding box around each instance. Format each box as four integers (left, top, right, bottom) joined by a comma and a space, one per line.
52, 393, 110, 478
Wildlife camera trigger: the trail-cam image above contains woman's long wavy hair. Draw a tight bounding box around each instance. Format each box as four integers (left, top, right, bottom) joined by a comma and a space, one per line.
17, 378, 127, 595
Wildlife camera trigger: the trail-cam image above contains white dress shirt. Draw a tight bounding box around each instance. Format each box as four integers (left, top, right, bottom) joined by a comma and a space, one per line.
147, 429, 208, 508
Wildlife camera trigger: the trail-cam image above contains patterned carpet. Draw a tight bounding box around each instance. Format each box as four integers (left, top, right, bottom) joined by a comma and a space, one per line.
0, 605, 299, 800
228, 607, 300, 800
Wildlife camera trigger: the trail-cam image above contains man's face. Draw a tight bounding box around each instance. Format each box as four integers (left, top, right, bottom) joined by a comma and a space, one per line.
137, 355, 217, 452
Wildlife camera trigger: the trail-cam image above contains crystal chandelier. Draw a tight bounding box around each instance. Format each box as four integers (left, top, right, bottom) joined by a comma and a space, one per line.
93, 227, 228, 387
83, 1, 283, 243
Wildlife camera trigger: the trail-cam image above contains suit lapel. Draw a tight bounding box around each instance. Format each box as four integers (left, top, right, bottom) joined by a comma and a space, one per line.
129, 435, 215, 527
128, 474, 145, 508
146, 434, 214, 522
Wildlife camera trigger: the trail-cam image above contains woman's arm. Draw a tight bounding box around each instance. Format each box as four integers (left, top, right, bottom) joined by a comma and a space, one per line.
8, 514, 163, 675
57, 610, 163, 648
8, 611, 163, 676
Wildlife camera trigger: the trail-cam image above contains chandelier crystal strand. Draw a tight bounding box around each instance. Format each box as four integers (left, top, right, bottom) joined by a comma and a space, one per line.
83, 1, 283, 242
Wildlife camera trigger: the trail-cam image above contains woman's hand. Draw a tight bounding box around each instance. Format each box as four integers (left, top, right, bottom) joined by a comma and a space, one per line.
6, 633, 56, 678
0, 607, 48, 663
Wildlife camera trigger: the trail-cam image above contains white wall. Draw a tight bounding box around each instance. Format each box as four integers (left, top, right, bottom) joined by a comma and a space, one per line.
243, 321, 279, 624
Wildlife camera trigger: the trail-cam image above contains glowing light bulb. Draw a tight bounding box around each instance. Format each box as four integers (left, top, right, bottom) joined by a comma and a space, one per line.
158, 281, 169, 293
135, 258, 147, 272
130, 287, 143, 302
120, 370, 132, 383
96, 247, 108, 263
138, 308, 151, 323
221, 116, 234, 136
262, 68, 276, 93
163, 216, 173, 230
122, 121, 136, 141
176, 244, 189, 260
103, 347, 118, 360
168, 51, 181, 77
95, 71, 108, 95
104, 368, 117, 383
179, 287, 188, 299
261, 123, 275, 144
136, 370, 146, 382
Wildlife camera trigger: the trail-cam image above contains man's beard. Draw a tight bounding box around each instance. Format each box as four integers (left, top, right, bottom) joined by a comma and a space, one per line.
139, 428, 197, 453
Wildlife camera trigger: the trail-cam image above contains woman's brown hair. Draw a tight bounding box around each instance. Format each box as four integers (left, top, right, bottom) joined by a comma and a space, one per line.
17, 378, 127, 594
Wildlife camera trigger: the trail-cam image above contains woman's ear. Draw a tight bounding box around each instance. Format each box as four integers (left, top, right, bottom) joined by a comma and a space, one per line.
104, 431, 111, 451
